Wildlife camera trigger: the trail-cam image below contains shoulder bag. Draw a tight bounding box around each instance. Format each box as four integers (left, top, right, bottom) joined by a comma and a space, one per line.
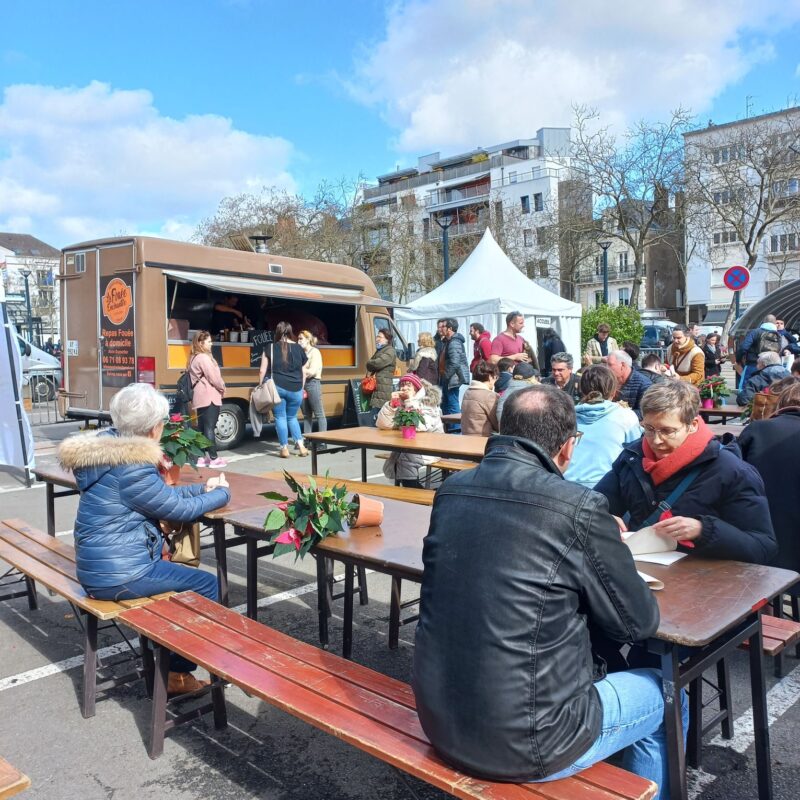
252, 343, 282, 413
638, 466, 702, 529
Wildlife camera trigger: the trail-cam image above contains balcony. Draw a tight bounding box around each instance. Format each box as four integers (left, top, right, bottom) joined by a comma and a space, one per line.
427, 221, 488, 241
424, 182, 490, 210
576, 267, 635, 284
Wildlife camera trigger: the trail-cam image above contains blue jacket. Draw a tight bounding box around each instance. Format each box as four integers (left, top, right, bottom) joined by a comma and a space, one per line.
736, 363, 789, 405
564, 401, 641, 488
594, 437, 777, 564
618, 367, 652, 418
58, 429, 230, 590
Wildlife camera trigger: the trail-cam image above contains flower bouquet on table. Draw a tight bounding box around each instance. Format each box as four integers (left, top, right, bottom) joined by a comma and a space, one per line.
698, 376, 730, 409
263, 471, 384, 559
159, 413, 214, 483
394, 407, 424, 439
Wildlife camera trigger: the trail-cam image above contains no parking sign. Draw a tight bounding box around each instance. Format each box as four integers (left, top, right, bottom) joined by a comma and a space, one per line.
723, 265, 750, 291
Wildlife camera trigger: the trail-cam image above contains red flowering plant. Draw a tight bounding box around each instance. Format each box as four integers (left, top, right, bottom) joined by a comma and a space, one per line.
159, 413, 213, 470
262, 471, 356, 559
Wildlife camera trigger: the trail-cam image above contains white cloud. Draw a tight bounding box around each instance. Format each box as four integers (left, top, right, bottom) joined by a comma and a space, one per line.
352, 0, 800, 154
0, 81, 296, 247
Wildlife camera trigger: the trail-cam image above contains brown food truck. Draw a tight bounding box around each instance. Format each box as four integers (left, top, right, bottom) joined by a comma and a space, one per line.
59, 236, 409, 447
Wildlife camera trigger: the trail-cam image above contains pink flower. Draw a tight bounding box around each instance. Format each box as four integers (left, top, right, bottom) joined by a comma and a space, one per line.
275, 527, 303, 550
276, 502, 289, 511
170, 413, 183, 422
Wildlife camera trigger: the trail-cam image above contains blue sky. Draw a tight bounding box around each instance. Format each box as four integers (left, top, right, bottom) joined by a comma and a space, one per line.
1, 0, 800, 247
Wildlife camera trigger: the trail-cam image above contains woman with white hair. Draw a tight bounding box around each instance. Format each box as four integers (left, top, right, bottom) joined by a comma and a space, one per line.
58, 383, 231, 696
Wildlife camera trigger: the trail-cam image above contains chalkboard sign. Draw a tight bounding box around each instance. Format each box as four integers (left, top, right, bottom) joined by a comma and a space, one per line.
249, 329, 274, 367
343, 379, 375, 427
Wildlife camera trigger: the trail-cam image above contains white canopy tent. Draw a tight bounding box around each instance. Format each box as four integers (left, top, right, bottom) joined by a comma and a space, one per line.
396, 229, 582, 364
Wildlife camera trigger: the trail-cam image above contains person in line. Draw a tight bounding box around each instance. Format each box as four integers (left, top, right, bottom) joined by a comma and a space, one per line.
409, 331, 439, 385
259, 322, 308, 458
737, 315, 781, 389
297, 329, 327, 439
689, 323, 702, 344
438, 318, 470, 428
582, 323, 618, 366
640, 353, 669, 384
460, 360, 499, 436
740, 381, 800, 575
564, 365, 641, 489
543, 352, 580, 401
736, 351, 790, 406
469, 322, 493, 372
595, 381, 776, 565
364, 327, 397, 424
606, 349, 652, 418
489, 311, 531, 365
376, 373, 443, 487
414, 384, 677, 797
434, 318, 448, 359
668, 325, 704, 385
57, 383, 231, 696
541, 327, 566, 377
702, 332, 725, 378
776, 318, 799, 368
494, 357, 515, 394
622, 340, 641, 368
496, 362, 539, 421
187, 330, 227, 468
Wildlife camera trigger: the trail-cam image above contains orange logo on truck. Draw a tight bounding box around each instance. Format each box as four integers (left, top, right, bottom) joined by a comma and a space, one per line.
102, 278, 133, 325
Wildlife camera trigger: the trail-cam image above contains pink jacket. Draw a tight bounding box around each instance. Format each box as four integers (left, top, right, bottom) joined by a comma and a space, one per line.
188, 352, 225, 408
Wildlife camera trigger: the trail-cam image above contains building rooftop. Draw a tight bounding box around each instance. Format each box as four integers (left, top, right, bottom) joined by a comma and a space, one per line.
684, 106, 800, 138
0, 233, 60, 259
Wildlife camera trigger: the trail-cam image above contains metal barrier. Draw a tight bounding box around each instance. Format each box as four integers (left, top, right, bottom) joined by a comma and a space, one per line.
24, 369, 65, 426
640, 347, 669, 363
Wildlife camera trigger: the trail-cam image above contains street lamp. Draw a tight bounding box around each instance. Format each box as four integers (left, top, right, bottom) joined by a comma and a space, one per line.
248, 233, 273, 254
20, 269, 34, 341
434, 213, 453, 282
598, 241, 612, 305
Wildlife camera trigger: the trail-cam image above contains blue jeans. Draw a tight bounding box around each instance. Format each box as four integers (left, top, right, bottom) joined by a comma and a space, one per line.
274, 386, 304, 447
740, 364, 754, 390
536, 668, 688, 800
86, 560, 218, 673
440, 382, 462, 431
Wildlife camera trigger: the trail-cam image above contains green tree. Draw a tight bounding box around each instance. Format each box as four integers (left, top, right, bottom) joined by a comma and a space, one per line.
581, 305, 644, 354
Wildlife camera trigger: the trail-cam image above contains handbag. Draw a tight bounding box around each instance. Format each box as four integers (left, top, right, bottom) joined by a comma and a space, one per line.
167, 522, 201, 567
361, 374, 377, 394
252, 344, 283, 413
638, 467, 702, 529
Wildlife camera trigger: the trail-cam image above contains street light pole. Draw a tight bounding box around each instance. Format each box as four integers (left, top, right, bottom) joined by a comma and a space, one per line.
434, 214, 453, 282
20, 269, 34, 341
598, 241, 611, 305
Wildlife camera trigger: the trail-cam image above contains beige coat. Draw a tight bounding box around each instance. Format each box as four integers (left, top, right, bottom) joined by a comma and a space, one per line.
460, 381, 499, 436
583, 336, 619, 365
670, 342, 704, 385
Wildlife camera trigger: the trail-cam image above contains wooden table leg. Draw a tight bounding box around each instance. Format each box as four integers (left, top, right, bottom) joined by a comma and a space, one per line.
343, 564, 354, 660
46, 482, 55, 536
311, 441, 318, 476
660, 645, 687, 800
213, 520, 229, 606
148, 644, 170, 759
316, 555, 329, 647
749, 616, 773, 800
82, 613, 98, 719
246, 536, 258, 620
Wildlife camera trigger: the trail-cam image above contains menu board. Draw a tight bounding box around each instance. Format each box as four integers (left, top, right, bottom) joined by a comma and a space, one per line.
100, 274, 136, 387
249, 329, 274, 367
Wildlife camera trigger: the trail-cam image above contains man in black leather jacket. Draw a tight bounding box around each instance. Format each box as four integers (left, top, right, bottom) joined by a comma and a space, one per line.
413, 385, 680, 799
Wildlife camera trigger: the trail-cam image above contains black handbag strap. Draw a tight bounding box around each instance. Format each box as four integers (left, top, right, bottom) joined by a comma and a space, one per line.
639, 466, 702, 529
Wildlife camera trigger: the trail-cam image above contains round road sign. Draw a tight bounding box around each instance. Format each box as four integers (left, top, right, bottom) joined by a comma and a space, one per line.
723, 265, 750, 291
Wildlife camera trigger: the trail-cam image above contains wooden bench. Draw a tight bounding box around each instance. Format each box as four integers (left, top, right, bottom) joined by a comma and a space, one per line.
120, 592, 656, 799
0, 519, 171, 718
424, 459, 477, 488
0, 757, 30, 800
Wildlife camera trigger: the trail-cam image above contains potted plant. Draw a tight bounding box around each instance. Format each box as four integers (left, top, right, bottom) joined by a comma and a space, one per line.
263, 471, 384, 559
698, 376, 730, 409
159, 413, 214, 484
394, 407, 424, 439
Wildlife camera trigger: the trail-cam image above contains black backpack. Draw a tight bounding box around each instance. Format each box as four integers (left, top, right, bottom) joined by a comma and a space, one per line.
414, 356, 439, 385
175, 357, 197, 405
752, 329, 781, 357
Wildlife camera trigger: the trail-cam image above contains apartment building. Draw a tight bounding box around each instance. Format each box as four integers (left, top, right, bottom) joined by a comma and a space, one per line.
359, 129, 572, 301
0, 233, 61, 343
684, 107, 800, 328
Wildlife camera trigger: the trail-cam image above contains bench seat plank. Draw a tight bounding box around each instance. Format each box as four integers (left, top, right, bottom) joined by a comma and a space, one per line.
120, 594, 656, 800
0, 756, 30, 800
2, 518, 78, 560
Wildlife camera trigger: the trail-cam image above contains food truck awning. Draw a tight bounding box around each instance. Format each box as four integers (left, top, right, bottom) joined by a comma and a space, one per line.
161, 269, 399, 307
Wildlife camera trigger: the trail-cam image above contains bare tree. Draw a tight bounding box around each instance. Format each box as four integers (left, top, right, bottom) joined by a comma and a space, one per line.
570, 105, 691, 307
683, 109, 800, 338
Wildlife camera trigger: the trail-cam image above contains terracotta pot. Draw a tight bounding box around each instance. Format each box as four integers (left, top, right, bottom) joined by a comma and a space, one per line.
401, 425, 417, 440
701, 398, 714, 409
164, 464, 181, 485
349, 494, 384, 528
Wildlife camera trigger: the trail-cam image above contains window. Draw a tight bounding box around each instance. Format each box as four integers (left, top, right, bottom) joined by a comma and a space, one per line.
772, 179, 799, 199
770, 233, 799, 252
533, 193, 543, 212
712, 230, 738, 246
525, 260, 536, 278
75, 252, 86, 273
594, 291, 604, 307
713, 189, 731, 205
523, 229, 534, 247
509, 171, 518, 184
618, 252, 629, 270
538, 260, 548, 278
618, 287, 630, 306
520, 196, 530, 214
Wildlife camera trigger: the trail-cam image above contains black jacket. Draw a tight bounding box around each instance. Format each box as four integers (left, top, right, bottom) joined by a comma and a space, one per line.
542, 373, 580, 402
703, 344, 722, 377
595, 438, 777, 564
739, 411, 800, 572
413, 436, 659, 781
542, 334, 566, 376
441, 332, 470, 388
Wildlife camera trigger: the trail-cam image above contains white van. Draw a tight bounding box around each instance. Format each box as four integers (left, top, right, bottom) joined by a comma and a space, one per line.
14, 327, 62, 400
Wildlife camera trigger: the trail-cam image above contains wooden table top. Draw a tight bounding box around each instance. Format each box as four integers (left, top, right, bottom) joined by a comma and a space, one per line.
699, 405, 745, 419
305, 428, 488, 460
0, 756, 30, 799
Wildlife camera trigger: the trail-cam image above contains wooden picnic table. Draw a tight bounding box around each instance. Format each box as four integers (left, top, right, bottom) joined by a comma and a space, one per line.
698, 404, 745, 424
0, 756, 30, 799
305, 428, 487, 481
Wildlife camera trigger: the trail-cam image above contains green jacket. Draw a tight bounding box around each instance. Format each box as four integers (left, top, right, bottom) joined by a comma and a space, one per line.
366, 345, 397, 408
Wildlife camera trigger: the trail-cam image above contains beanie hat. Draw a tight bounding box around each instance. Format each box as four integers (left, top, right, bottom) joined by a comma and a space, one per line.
400, 373, 423, 391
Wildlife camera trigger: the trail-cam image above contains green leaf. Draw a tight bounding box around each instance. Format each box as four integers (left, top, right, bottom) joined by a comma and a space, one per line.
264, 508, 287, 531
272, 542, 296, 559
283, 471, 302, 494
260, 491, 288, 501
174, 450, 188, 467
162, 440, 179, 456
317, 512, 329, 529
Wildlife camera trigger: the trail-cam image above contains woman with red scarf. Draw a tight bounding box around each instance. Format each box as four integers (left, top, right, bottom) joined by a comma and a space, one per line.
595, 381, 776, 564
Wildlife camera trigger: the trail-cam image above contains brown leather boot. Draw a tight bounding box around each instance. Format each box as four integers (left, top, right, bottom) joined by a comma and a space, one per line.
167, 671, 210, 697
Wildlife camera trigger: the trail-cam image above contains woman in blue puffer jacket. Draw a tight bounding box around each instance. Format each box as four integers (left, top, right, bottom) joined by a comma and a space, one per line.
58, 383, 231, 696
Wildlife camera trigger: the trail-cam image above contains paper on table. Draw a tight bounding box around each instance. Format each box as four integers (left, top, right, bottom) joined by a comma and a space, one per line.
637, 570, 664, 591
622, 525, 676, 556
634, 551, 687, 566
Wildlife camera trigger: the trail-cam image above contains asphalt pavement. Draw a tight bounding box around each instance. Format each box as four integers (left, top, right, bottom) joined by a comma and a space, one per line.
1, 418, 799, 800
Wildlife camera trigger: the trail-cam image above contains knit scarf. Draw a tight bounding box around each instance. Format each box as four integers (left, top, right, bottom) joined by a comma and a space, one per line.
641, 416, 714, 486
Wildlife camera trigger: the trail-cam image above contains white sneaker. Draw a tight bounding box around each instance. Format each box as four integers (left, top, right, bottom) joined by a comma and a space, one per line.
208, 457, 228, 468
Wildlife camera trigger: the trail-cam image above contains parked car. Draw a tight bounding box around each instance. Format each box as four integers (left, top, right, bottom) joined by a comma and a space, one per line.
640, 324, 674, 349
14, 327, 63, 401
